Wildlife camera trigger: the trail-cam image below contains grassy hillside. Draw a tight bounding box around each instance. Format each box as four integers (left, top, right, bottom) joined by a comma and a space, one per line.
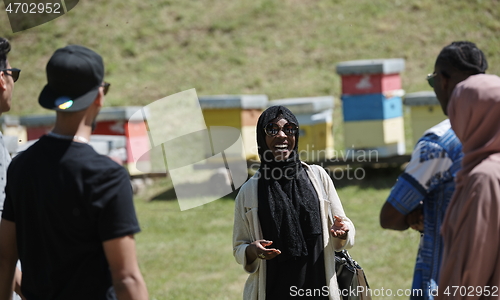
1, 0, 499, 116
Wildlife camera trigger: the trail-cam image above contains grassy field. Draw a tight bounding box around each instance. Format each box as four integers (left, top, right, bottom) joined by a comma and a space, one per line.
134, 168, 420, 300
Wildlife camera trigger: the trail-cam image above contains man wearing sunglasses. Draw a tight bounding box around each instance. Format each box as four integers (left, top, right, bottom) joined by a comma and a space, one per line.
380, 41, 487, 300
0, 37, 23, 300
0, 45, 148, 300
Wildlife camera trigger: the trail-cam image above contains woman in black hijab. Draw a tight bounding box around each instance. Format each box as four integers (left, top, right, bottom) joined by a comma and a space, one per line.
233, 106, 355, 300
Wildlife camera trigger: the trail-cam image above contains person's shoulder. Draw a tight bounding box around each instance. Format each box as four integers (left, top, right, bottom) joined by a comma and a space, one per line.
234, 172, 258, 207
421, 119, 451, 138
470, 155, 500, 180
76, 147, 129, 180
414, 119, 462, 161
420, 119, 460, 146
92, 155, 128, 174
9, 138, 44, 165
463, 159, 500, 205
302, 162, 325, 175
238, 172, 258, 193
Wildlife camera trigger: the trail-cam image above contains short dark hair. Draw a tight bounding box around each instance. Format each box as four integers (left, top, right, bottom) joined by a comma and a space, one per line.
0, 38, 11, 70
436, 41, 488, 74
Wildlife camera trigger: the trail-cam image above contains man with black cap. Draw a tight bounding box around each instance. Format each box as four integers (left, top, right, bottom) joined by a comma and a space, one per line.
0, 45, 148, 300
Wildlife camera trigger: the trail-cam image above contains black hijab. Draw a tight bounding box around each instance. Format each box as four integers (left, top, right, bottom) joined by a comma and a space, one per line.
257, 106, 322, 260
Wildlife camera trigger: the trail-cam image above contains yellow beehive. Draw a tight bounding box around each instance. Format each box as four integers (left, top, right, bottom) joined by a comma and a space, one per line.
344, 116, 405, 158
404, 91, 447, 145
268, 96, 334, 162
199, 95, 268, 161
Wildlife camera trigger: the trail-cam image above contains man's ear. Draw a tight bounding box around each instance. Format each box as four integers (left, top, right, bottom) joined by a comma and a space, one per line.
93, 88, 104, 108
0, 71, 6, 91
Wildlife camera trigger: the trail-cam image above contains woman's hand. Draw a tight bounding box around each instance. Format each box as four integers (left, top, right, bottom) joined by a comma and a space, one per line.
330, 215, 349, 240
245, 240, 281, 263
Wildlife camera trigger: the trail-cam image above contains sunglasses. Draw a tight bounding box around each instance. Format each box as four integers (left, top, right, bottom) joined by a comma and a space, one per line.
264, 122, 298, 137
101, 82, 110, 95
426, 71, 451, 88
1, 68, 21, 82
426, 72, 437, 88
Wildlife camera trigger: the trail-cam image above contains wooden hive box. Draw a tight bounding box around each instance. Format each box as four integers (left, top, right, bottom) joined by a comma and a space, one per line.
336, 58, 405, 95
198, 95, 268, 162
343, 117, 405, 158
404, 91, 447, 145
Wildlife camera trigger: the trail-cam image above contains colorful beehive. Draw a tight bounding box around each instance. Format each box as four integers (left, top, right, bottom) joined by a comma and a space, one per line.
343, 117, 405, 157
341, 92, 403, 121
336, 59, 405, 95
198, 95, 268, 161
268, 96, 334, 162
337, 59, 406, 158
404, 91, 447, 145
19, 106, 150, 175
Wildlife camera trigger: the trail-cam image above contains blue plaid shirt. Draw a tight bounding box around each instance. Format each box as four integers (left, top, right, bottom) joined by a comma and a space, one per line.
387, 120, 462, 300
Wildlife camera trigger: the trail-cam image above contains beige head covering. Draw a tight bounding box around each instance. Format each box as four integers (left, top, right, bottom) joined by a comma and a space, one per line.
448, 74, 500, 187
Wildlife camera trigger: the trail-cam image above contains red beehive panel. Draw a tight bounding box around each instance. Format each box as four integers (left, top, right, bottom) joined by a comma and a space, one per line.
341, 73, 401, 95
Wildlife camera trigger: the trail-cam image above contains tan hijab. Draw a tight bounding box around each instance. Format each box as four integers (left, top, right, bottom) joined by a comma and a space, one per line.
448, 74, 500, 188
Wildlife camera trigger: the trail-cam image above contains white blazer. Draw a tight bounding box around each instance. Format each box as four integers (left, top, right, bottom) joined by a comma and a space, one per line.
232, 162, 355, 300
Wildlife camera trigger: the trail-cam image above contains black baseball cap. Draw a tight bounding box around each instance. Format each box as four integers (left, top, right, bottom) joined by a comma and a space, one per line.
39, 45, 104, 112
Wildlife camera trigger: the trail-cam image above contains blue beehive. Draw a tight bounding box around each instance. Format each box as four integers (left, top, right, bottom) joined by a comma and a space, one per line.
341, 94, 403, 121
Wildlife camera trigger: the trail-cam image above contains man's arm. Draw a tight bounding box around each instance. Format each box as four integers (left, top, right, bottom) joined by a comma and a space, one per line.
0, 218, 18, 300
380, 201, 423, 231
380, 138, 452, 231
380, 201, 409, 230
103, 234, 148, 300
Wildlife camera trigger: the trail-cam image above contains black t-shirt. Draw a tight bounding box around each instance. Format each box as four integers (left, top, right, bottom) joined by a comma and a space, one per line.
2, 135, 141, 300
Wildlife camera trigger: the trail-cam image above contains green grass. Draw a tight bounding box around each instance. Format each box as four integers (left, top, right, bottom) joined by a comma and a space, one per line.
134, 169, 420, 300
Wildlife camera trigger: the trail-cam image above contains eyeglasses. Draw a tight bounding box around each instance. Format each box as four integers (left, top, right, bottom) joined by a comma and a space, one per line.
1, 68, 21, 82
101, 82, 110, 95
264, 122, 298, 137
427, 71, 451, 88
426, 72, 437, 88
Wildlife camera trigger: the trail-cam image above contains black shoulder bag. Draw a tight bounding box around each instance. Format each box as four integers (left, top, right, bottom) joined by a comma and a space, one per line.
335, 250, 372, 300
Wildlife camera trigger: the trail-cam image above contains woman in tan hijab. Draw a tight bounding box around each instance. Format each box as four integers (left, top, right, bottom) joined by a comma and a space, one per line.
438, 74, 500, 299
